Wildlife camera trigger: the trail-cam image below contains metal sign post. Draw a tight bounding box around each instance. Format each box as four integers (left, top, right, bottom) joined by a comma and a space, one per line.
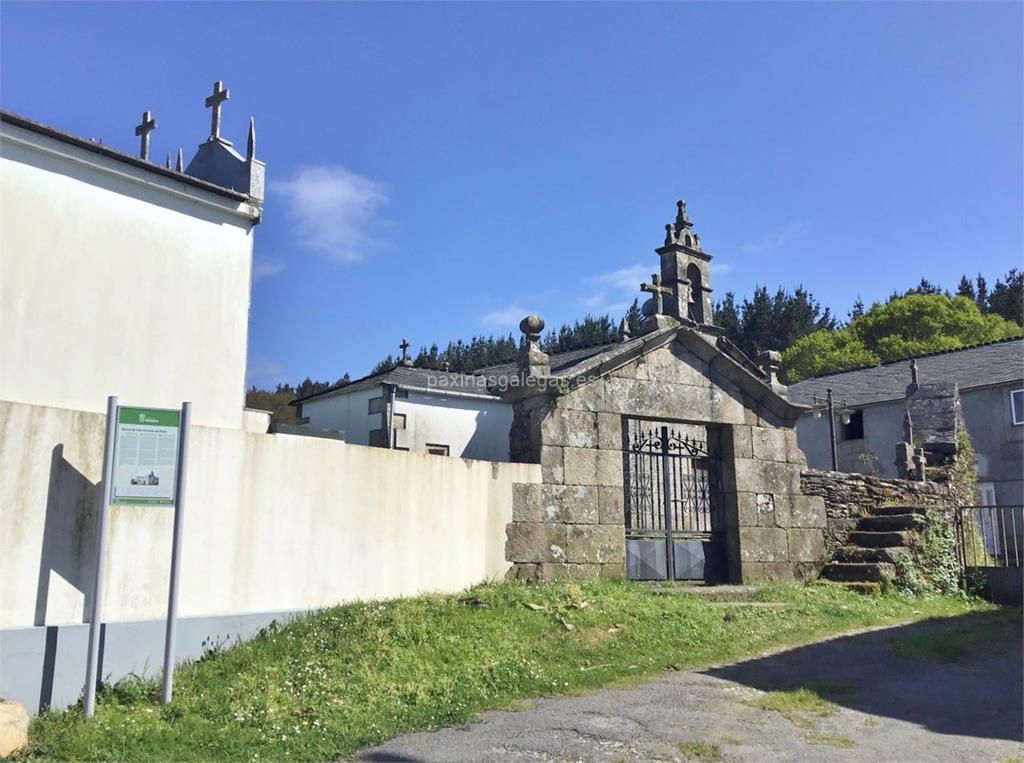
161, 402, 191, 704
83, 398, 191, 718
83, 395, 118, 719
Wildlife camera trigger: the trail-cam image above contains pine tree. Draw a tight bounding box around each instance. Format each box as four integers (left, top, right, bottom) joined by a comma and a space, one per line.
956, 275, 976, 301
975, 273, 989, 313
849, 297, 865, 320
714, 292, 741, 344
623, 298, 643, 336
988, 269, 1024, 327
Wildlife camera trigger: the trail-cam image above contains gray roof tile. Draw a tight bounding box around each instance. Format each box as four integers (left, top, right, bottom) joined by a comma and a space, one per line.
788, 338, 1024, 407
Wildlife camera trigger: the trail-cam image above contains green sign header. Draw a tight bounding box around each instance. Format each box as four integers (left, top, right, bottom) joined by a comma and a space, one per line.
117, 407, 181, 428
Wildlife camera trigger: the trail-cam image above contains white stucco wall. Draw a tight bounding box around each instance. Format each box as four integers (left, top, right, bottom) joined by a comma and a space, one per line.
302, 387, 513, 461
395, 391, 511, 461
0, 399, 539, 629
300, 386, 381, 444
0, 121, 259, 430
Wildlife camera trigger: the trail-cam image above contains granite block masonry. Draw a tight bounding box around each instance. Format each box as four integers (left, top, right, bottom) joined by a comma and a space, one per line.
497, 201, 828, 583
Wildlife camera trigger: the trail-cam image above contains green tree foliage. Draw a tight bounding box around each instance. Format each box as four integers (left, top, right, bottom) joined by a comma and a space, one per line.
777, 330, 880, 383
975, 274, 989, 313
541, 314, 619, 354
244, 375, 350, 423
956, 275, 975, 301
371, 312, 632, 376
987, 268, 1023, 326
780, 293, 1022, 383
623, 298, 643, 336
714, 286, 835, 360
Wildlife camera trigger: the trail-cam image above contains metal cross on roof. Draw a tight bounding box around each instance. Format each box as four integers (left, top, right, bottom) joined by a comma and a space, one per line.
399, 338, 413, 366
205, 80, 230, 141
641, 273, 672, 315
134, 110, 156, 160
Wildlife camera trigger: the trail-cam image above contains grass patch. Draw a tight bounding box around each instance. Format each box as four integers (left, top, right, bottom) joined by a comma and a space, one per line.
745, 687, 839, 728
676, 740, 723, 761
25, 581, 987, 761
744, 682, 859, 728
891, 630, 978, 662
804, 732, 855, 749
890, 607, 1018, 663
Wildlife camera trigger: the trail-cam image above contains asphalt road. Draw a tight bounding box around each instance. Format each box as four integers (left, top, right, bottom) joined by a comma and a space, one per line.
356, 612, 1023, 762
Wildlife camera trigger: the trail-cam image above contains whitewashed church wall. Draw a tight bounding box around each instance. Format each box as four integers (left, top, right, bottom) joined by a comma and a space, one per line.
0, 124, 257, 430
397, 392, 512, 461
0, 399, 540, 629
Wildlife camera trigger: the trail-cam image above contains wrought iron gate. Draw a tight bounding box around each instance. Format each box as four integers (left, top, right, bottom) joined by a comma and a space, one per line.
623, 419, 724, 581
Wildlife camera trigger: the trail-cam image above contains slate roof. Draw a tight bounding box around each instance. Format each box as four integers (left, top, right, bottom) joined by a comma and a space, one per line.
292, 365, 491, 404
788, 337, 1024, 408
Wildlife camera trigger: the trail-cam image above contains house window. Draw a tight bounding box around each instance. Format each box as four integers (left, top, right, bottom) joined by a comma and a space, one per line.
368, 396, 384, 414
426, 443, 450, 457
841, 410, 864, 441
1010, 389, 1024, 425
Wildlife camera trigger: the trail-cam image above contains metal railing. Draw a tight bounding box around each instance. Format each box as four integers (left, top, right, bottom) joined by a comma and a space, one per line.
954, 505, 1024, 569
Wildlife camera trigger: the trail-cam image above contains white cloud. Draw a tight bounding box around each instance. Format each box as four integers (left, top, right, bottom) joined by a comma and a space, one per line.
741, 221, 812, 254
252, 255, 286, 280
245, 353, 286, 388
585, 264, 652, 293
271, 165, 387, 262
714, 262, 733, 276
481, 305, 532, 327
578, 264, 650, 314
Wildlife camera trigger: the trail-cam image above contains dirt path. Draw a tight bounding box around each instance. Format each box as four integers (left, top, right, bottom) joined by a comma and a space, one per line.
356, 613, 1023, 762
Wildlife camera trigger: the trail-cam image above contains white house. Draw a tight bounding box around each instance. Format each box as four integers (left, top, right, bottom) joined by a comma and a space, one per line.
294, 363, 513, 461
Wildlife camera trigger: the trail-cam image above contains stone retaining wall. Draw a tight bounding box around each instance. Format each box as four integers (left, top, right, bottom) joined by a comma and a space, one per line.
799, 469, 950, 551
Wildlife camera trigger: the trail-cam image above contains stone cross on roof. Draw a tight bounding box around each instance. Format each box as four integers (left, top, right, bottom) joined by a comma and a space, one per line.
134, 111, 156, 160
205, 80, 230, 142
399, 338, 413, 366
640, 273, 672, 315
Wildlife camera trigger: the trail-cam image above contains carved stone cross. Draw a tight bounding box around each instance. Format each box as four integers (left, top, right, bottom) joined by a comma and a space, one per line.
134, 111, 156, 160
399, 338, 413, 366
205, 81, 230, 140
641, 273, 672, 315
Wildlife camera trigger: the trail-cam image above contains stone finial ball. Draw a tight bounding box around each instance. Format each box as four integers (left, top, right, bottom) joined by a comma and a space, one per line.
520, 315, 545, 335
759, 350, 782, 365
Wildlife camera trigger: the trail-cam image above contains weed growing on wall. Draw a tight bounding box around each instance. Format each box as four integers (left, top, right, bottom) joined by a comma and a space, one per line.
895, 514, 961, 597
894, 432, 978, 597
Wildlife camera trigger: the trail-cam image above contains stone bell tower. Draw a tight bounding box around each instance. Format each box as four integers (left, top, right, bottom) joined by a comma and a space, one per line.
655, 200, 714, 326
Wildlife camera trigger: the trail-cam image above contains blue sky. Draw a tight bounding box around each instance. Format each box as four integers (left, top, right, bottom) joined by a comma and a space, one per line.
3, 2, 1021, 386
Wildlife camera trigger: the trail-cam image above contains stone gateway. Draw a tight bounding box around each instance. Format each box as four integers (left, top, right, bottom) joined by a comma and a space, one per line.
494, 202, 827, 583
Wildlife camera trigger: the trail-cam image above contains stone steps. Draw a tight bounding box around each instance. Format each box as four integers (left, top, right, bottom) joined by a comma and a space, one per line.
833, 546, 909, 564
858, 514, 927, 532
822, 580, 882, 595
820, 562, 896, 583
847, 530, 912, 548
818, 505, 930, 590
869, 505, 929, 517
649, 583, 762, 602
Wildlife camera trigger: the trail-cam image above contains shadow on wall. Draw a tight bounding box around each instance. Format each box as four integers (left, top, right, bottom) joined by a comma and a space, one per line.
34, 444, 100, 709
462, 408, 512, 463
703, 609, 1023, 742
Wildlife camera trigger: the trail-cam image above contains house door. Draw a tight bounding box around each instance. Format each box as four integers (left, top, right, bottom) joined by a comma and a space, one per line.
623, 419, 725, 582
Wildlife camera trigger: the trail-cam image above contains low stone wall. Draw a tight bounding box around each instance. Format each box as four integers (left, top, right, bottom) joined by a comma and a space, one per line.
800, 469, 950, 551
